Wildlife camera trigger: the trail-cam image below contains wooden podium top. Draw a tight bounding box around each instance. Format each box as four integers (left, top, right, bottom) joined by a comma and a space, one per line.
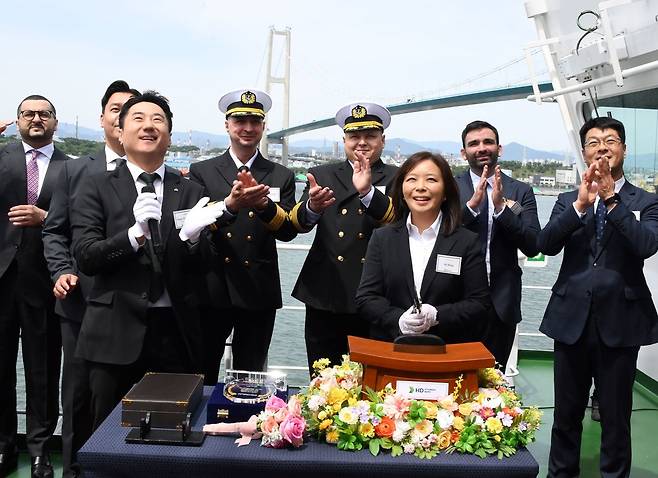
348, 336, 494, 373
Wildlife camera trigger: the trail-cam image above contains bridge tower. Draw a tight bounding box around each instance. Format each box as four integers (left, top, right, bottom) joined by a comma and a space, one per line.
260, 26, 291, 166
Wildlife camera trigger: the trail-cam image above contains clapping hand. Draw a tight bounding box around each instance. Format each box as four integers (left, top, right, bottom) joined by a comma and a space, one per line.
307, 173, 335, 213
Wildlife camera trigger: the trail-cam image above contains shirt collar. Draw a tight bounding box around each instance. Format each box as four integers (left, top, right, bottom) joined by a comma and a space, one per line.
614, 175, 626, 193
104, 144, 125, 164
228, 148, 259, 170
406, 211, 443, 236
125, 160, 166, 184
22, 141, 54, 160
469, 169, 492, 187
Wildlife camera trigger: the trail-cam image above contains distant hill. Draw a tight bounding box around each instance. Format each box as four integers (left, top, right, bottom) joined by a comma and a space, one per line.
2, 123, 574, 162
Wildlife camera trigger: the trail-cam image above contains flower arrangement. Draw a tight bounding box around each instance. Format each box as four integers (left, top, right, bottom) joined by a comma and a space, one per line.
297, 356, 542, 459
203, 394, 305, 448
257, 394, 306, 448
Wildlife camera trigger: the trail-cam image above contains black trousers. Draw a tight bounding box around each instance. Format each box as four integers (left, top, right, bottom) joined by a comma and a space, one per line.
0, 264, 61, 457
304, 306, 369, 376
482, 309, 517, 369
87, 307, 190, 430
548, 313, 639, 478
60, 317, 92, 478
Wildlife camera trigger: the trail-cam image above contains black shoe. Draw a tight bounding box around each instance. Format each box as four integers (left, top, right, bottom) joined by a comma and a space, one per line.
31, 456, 54, 478
591, 397, 601, 422
0, 452, 18, 477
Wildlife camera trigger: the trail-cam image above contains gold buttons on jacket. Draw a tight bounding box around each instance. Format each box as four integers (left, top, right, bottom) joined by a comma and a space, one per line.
341, 208, 347, 215
357, 208, 364, 215
248, 211, 255, 218
224, 257, 231, 263
226, 232, 232, 239
338, 231, 344, 238
357, 232, 364, 239
337, 255, 344, 262
244, 260, 250, 267
361, 258, 366, 264
246, 235, 253, 241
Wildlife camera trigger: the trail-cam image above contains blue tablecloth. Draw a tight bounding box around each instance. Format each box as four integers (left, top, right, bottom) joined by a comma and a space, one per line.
78, 387, 538, 478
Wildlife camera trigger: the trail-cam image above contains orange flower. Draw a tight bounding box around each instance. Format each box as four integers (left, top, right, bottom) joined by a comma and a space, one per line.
374, 417, 396, 438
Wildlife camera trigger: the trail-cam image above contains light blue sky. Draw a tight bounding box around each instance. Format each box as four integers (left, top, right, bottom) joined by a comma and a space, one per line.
0, 0, 568, 151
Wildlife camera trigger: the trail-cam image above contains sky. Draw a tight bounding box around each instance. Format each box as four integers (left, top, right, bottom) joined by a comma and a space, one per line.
0, 0, 569, 151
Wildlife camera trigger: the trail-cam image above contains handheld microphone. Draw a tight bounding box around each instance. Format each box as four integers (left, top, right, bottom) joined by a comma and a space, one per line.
141, 184, 162, 258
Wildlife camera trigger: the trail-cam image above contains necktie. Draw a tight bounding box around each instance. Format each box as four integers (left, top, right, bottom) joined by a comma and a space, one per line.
138, 172, 164, 302
114, 157, 126, 169
237, 165, 250, 174
595, 199, 606, 243
26, 150, 40, 205
478, 184, 489, 255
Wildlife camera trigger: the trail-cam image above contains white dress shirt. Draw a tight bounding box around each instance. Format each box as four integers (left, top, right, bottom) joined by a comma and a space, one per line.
125, 161, 170, 307
104, 144, 126, 171
229, 148, 259, 170
406, 212, 443, 297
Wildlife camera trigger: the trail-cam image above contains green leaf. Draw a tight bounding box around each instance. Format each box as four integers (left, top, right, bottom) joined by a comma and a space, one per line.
474, 448, 487, 459
369, 439, 381, 456
391, 445, 403, 457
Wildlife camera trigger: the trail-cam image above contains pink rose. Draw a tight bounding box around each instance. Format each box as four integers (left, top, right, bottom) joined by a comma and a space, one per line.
265, 395, 288, 413
260, 416, 278, 435
274, 408, 289, 423
287, 395, 302, 417
279, 415, 305, 447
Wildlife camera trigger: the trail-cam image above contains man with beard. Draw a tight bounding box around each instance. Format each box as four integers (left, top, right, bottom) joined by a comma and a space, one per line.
540, 117, 658, 478
42, 80, 139, 478
455, 120, 540, 368
189, 89, 296, 380
289, 102, 398, 373
0, 95, 68, 478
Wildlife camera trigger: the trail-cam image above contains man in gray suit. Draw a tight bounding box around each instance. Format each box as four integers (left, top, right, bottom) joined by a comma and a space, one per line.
0, 95, 68, 478
42, 80, 139, 478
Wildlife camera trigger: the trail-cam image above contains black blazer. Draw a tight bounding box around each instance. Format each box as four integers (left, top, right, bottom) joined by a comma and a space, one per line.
538, 181, 658, 347
189, 150, 296, 310
43, 149, 109, 321
455, 170, 540, 324
355, 218, 491, 342
71, 165, 210, 366
290, 159, 398, 314
0, 141, 67, 306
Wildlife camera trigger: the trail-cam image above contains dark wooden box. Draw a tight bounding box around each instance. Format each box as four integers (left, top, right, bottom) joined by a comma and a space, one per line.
121, 373, 204, 429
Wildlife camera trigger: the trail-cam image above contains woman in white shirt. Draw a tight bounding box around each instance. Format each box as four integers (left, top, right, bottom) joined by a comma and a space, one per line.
356, 151, 491, 342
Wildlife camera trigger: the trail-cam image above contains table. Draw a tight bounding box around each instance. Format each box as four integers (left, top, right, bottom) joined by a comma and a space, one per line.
78, 387, 539, 478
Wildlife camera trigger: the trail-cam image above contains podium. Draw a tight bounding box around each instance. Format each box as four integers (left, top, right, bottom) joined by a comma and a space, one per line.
348, 336, 494, 396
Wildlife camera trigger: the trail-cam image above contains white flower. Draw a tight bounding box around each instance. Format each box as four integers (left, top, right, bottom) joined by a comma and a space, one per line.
307, 394, 326, 412
497, 411, 513, 427
436, 409, 455, 430
474, 415, 484, 427
404, 443, 416, 454
391, 420, 411, 442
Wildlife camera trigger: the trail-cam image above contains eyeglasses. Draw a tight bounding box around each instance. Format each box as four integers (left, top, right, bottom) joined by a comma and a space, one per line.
584, 137, 622, 149
19, 110, 55, 121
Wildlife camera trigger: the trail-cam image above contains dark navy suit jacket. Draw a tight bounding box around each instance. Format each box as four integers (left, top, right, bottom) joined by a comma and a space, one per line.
355, 218, 491, 342
456, 171, 540, 325
538, 181, 658, 347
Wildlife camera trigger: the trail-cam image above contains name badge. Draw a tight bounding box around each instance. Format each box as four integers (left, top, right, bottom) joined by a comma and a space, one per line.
395, 380, 449, 400
268, 187, 281, 203
375, 185, 386, 194
173, 209, 190, 229
633, 210, 641, 221
436, 254, 462, 275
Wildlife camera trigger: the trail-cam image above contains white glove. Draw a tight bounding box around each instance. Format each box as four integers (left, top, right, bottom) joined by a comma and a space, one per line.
419, 303, 438, 330
179, 197, 226, 242
129, 192, 161, 240
398, 306, 427, 335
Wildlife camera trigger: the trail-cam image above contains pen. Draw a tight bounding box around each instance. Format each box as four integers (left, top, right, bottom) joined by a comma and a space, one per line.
413, 287, 422, 313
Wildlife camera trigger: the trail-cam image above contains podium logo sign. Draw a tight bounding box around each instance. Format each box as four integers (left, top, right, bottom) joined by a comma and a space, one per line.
395, 380, 449, 401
